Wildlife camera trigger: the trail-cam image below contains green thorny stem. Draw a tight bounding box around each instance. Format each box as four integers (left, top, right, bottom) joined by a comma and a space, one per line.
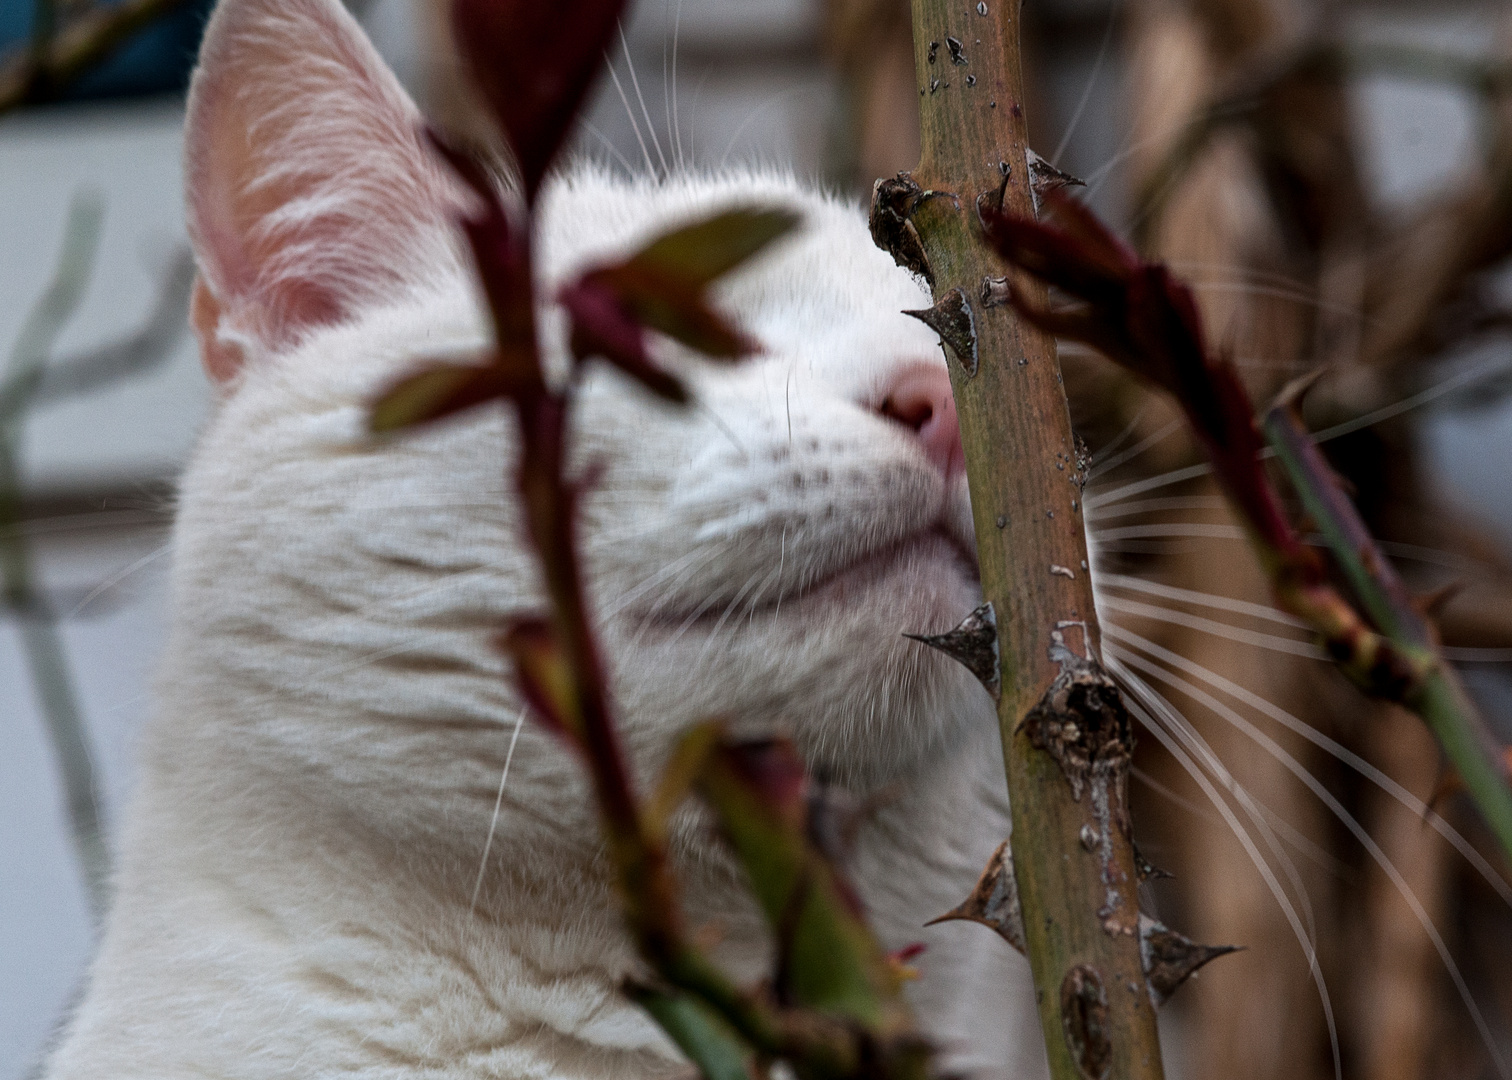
1264, 394, 1512, 858
892, 3, 1167, 1079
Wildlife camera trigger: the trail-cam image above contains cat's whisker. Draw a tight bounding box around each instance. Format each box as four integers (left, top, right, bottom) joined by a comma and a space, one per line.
598, 543, 724, 621
1109, 654, 1344, 1080
68, 542, 173, 617
1106, 623, 1512, 906
1084, 494, 1229, 522
717, 85, 822, 172
1169, 278, 1378, 320
1085, 406, 1148, 471
1132, 763, 1347, 877
1049, 1, 1117, 169
469, 706, 527, 915
673, 0, 686, 169
606, 55, 658, 176
1098, 573, 1307, 629
579, 118, 640, 179
693, 399, 751, 460
1100, 596, 1324, 659
618, 24, 669, 177
1093, 521, 1248, 544
1084, 462, 1213, 511
0, 508, 169, 541
1112, 641, 1512, 1080
1084, 419, 1183, 483
693, 569, 769, 665
664, 0, 686, 170
1115, 650, 1323, 947
772, 524, 788, 622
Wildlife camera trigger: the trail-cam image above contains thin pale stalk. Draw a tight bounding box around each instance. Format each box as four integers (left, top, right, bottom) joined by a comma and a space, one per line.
903, 3, 1165, 1077
1, 194, 109, 918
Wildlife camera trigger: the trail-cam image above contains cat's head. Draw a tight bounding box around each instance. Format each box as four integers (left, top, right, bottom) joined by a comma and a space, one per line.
168, 0, 990, 855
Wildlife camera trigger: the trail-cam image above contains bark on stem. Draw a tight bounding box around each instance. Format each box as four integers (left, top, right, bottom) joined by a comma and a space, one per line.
899, 3, 1166, 1077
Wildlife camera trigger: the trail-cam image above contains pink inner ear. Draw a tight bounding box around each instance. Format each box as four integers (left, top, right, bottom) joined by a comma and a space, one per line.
184, 0, 464, 374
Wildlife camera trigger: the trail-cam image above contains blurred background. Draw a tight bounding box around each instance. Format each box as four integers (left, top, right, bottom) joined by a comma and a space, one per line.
6, 1, 1512, 1079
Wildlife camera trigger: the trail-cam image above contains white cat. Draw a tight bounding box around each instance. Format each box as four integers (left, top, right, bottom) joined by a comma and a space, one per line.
40, 0, 1044, 1076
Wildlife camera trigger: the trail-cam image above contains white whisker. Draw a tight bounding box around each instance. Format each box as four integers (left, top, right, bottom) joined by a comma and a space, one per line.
1095, 522, 1247, 543
1110, 655, 1343, 1080
1098, 573, 1308, 629
1085, 419, 1183, 482
619, 24, 669, 176
1114, 643, 1511, 1080
68, 543, 173, 616
1050, 2, 1117, 168
469, 706, 527, 915
1100, 596, 1324, 658
1087, 495, 1230, 522
606, 55, 657, 174
1106, 624, 1512, 907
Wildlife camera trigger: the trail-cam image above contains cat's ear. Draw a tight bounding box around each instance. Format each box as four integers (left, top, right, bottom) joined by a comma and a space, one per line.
185, 0, 464, 382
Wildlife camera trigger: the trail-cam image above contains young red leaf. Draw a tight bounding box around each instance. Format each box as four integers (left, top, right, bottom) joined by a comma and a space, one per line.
423, 128, 542, 382
450, 0, 630, 202
562, 207, 800, 369
559, 276, 689, 403
980, 190, 1295, 554
589, 265, 755, 360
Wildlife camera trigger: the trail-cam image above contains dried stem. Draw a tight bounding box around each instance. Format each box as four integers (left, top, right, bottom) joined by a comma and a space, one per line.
897, 2, 1166, 1077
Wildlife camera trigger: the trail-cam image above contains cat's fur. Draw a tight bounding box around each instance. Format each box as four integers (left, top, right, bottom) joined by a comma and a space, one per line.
41, 0, 1043, 1076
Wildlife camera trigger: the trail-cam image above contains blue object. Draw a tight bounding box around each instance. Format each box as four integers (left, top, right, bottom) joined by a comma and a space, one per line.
1, 0, 215, 100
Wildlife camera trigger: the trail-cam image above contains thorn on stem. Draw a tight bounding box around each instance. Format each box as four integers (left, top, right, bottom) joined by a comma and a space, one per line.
904, 601, 1000, 698
1139, 915, 1240, 1005
926, 840, 1025, 955
1132, 842, 1173, 882
1026, 149, 1086, 214
903, 288, 979, 377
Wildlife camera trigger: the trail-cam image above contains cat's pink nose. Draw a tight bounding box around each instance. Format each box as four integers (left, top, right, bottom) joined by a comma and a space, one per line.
879, 365, 965, 480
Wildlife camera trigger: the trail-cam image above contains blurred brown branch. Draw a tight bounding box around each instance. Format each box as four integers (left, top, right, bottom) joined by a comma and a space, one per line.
0, 0, 190, 115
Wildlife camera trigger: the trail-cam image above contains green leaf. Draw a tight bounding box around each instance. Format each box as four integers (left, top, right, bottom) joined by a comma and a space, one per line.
630, 207, 801, 287
497, 619, 582, 744
693, 737, 909, 1031
627, 985, 755, 1080
644, 722, 722, 842
368, 359, 507, 433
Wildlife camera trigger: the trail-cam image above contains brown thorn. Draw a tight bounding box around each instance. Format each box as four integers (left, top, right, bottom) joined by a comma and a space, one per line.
1271, 365, 1329, 414
925, 839, 1026, 955
1132, 841, 1173, 882
1419, 580, 1465, 619
903, 287, 979, 377
904, 601, 1000, 698
1026, 148, 1086, 214
1139, 915, 1241, 1005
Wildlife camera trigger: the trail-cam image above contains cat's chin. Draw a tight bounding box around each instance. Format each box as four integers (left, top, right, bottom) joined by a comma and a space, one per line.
629, 525, 978, 634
